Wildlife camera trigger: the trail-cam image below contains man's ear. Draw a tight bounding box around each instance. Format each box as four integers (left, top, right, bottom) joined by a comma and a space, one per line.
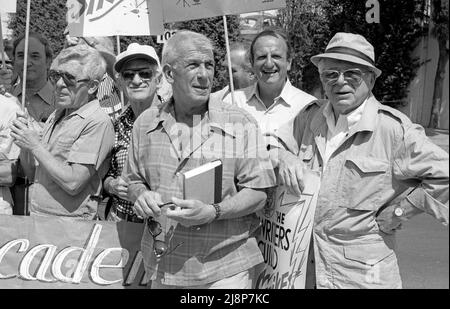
287, 57, 292, 71
87, 79, 100, 95
163, 64, 174, 84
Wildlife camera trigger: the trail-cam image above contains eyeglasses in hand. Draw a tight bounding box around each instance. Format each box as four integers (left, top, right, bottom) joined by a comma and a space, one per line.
146, 218, 182, 259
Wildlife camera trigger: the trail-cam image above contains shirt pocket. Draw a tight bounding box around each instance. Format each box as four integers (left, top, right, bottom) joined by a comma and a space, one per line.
52, 136, 75, 161
338, 156, 389, 211
298, 144, 315, 169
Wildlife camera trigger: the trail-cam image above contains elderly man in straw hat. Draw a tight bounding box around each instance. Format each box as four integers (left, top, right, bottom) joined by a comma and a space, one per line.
271, 32, 449, 288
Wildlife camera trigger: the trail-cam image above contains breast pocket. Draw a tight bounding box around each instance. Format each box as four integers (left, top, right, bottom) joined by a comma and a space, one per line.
338, 157, 389, 211
52, 136, 75, 161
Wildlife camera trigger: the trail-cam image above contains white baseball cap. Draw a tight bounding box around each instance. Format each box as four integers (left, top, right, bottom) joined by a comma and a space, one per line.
114, 43, 160, 72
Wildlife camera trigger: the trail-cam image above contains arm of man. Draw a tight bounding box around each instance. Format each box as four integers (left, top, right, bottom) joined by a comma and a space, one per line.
11, 112, 115, 196
377, 123, 449, 233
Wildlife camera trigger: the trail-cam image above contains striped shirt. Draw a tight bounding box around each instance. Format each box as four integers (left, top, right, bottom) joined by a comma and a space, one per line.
124, 95, 276, 286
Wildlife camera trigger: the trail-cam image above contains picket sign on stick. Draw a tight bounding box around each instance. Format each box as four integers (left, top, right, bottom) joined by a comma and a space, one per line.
222, 15, 235, 105
21, 0, 32, 109
116, 35, 125, 105
0, 15, 6, 67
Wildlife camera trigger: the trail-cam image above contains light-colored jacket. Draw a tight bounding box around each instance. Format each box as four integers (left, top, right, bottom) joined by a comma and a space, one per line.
276, 95, 449, 288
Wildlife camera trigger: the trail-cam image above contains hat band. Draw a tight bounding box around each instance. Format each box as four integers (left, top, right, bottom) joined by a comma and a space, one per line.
325, 47, 375, 66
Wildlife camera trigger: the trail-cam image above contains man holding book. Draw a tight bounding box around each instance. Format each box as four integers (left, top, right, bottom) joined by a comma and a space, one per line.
124, 31, 276, 289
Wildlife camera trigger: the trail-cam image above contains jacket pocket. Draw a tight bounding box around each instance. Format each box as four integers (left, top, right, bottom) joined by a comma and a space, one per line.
343, 242, 394, 266
338, 156, 389, 211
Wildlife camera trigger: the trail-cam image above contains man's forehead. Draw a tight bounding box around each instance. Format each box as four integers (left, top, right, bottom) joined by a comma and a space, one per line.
16, 37, 45, 54
52, 60, 81, 74
122, 58, 157, 71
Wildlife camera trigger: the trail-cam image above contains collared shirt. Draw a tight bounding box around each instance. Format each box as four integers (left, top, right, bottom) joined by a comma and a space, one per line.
12, 80, 55, 123
322, 99, 367, 167
106, 95, 162, 216
124, 95, 276, 286
223, 79, 316, 140
29, 99, 115, 219
275, 94, 449, 288
0, 95, 22, 212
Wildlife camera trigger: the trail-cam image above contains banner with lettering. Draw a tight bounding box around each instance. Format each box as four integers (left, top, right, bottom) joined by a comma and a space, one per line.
0, 0, 16, 12
66, 0, 164, 37
255, 171, 320, 289
0, 215, 148, 289
163, 0, 286, 23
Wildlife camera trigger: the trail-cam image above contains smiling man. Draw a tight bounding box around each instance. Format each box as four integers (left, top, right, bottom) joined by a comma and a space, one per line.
10, 44, 114, 219
124, 31, 276, 289
223, 29, 315, 148
103, 43, 163, 223
272, 33, 449, 288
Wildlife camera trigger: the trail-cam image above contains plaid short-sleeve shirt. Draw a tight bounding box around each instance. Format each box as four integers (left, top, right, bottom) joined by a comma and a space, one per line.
124, 96, 276, 286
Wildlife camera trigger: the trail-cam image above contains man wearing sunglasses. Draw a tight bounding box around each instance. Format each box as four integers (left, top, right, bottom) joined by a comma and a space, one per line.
10, 44, 115, 220
124, 31, 276, 289
103, 43, 162, 223
64, 28, 122, 122
271, 32, 449, 288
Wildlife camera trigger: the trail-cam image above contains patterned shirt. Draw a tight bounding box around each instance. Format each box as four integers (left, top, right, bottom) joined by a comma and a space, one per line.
124, 95, 276, 286
106, 95, 163, 215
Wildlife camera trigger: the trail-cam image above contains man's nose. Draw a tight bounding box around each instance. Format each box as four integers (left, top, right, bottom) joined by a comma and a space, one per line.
264, 55, 274, 67
197, 64, 208, 79
335, 72, 346, 85
131, 73, 143, 84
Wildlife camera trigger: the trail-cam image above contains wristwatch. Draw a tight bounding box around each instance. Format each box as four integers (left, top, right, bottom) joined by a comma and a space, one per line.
212, 203, 221, 220
394, 207, 404, 217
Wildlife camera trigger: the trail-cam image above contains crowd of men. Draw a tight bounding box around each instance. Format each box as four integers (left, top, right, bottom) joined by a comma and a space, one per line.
0, 26, 448, 289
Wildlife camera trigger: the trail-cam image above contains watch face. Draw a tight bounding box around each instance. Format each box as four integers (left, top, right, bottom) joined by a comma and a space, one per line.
394, 207, 404, 217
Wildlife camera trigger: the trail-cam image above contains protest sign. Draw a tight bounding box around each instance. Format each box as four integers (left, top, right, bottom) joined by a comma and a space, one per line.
66, 0, 164, 37
163, 0, 286, 23
156, 29, 177, 44
0, 0, 16, 13
255, 171, 320, 289
0, 215, 147, 289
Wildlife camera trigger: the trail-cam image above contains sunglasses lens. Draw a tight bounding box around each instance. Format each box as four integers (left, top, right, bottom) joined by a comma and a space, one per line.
138, 69, 153, 79
49, 71, 76, 86
147, 219, 162, 237
343, 69, 363, 84
153, 240, 168, 258
121, 69, 153, 81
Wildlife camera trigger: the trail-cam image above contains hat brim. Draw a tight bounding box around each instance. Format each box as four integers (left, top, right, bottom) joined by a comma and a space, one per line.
114, 54, 160, 73
311, 53, 381, 77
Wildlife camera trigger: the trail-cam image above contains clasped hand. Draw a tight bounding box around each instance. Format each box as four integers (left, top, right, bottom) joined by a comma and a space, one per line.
10, 113, 41, 151
133, 191, 215, 227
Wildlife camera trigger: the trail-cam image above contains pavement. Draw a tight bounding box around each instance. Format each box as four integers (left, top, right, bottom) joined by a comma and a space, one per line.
397, 128, 449, 289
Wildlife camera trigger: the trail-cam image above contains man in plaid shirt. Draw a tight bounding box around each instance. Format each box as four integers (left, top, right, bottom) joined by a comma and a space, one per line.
124, 31, 276, 288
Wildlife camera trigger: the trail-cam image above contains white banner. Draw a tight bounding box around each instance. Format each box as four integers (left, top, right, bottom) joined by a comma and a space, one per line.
163, 0, 286, 23
255, 170, 320, 289
66, 0, 164, 37
0, 0, 16, 13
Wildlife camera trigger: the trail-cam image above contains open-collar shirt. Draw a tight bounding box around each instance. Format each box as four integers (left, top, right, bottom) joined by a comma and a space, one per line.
125, 95, 276, 286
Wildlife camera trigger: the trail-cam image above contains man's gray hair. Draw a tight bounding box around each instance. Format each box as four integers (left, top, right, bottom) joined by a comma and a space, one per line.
162, 30, 214, 67
51, 44, 106, 81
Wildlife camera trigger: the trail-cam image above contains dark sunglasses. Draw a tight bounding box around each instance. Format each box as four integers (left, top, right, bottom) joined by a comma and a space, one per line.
48, 70, 90, 87
121, 69, 154, 81
147, 218, 182, 259
320, 68, 366, 86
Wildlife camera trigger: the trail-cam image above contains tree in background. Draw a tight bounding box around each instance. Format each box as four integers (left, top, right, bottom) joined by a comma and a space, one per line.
428, 0, 449, 128
8, 0, 67, 55
277, 0, 331, 96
